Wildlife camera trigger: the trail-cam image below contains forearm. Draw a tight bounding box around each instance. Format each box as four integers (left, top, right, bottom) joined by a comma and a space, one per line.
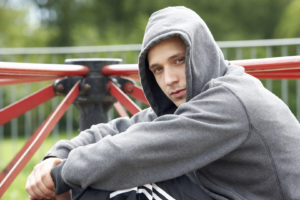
46, 108, 156, 159
52, 88, 249, 191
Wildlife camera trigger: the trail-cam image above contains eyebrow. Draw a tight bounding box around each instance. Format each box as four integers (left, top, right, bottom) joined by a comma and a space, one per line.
168, 53, 184, 61
149, 52, 185, 70
149, 64, 158, 71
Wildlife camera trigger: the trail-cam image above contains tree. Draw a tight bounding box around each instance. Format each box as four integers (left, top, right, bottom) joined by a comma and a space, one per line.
0, 5, 28, 47
274, 0, 300, 38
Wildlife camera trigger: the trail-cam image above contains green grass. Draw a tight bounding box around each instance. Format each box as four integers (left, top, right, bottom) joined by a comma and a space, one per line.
0, 134, 74, 199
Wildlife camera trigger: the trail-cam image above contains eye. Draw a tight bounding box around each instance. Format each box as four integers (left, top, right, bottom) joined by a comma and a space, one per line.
152, 66, 163, 75
175, 56, 185, 64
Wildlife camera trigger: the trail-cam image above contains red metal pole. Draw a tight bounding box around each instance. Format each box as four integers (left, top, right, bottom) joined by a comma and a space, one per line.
0, 74, 59, 78
123, 82, 149, 105
248, 72, 300, 79
102, 64, 138, 76
113, 102, 129, 117
0, 62, 89, 77
0, 82, 79, 198
232, 56, 300, 72
0, 84, 56, 126
0, 77, 59, 86
106, 81, 141, 115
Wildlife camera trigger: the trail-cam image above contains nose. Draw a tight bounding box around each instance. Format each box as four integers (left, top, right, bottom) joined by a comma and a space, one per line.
164, 66, 179, 86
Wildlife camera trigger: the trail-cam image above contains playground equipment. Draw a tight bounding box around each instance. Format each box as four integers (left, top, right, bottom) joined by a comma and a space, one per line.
0, 56, 300, 197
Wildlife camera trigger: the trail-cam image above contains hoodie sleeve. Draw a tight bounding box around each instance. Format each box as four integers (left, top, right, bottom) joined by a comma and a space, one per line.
45, 107, 157, 159
56, 84, 250, 191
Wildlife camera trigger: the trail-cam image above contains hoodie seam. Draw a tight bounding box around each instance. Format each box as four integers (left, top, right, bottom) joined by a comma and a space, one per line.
218, 82, 285, 200
251, 126, 286, 199
217, 84, 252, 143
142, 29, 191, 50
196, 82, 252, 199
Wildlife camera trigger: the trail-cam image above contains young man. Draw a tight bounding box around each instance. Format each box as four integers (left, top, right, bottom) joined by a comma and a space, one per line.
26, 6, 300, 200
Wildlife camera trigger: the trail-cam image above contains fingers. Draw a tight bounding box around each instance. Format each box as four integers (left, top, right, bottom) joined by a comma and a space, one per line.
26, 158, 63, 199
36, 163, 55, 191
34, 168, 55, 197
26, 171, 53, 199
26, 173, 38, 198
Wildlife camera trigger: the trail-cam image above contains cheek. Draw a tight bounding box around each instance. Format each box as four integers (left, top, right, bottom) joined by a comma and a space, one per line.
181, 74, 186, 84
155, 77, 168, 95
179, 66, 187, 84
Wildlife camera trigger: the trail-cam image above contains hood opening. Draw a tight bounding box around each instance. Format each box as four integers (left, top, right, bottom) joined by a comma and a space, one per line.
138, 6, 228, 116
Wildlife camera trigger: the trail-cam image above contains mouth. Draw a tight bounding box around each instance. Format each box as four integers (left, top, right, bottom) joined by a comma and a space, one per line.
170, 88, 186, 99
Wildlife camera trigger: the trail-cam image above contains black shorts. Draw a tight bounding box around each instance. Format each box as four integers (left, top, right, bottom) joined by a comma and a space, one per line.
71, 175, 213, 200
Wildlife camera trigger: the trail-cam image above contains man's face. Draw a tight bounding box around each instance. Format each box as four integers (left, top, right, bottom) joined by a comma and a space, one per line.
148, 37, 186, 107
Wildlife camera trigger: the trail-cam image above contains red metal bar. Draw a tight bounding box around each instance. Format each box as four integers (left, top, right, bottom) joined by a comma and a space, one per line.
106, 81, 141, 115
232, 56, 300, 72
123, 82, 149, 105
102, 64, 138, 76
0, 81, 79, 198
101, 56, 300, 79
113, 102, 129, 117
0, 77, 59, 86
0, 62, 89, 77
0, 84, 56, 126
0, 74, 59, 78
248, 72, 300, 79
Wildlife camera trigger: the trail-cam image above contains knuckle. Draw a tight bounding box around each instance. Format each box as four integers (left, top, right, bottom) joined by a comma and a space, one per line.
25, 184, 33, 193
33, 163, 40, 169
25, 185, 30, 192
32, 181, 39, 190
41, 173, 47, 181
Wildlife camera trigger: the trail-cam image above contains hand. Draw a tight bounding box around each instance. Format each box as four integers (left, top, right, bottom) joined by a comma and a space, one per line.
28, 190, 71, 200
26, 157, 63, 199
28, 191, 71, 200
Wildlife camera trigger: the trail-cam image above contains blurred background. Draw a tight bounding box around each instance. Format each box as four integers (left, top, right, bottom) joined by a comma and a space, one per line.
1, 0, 300, 47
1, 0, 300, 198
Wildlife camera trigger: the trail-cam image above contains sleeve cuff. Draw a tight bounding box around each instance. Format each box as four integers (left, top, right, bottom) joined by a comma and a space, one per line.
51, 160, 71, 194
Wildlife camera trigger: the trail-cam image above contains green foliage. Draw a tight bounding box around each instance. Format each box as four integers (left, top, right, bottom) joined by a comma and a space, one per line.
28, 0, 292, 47
0, 3, 56, 47
275, 0, 300, 38
0, 0, 294, 47
0, 6, 28, 47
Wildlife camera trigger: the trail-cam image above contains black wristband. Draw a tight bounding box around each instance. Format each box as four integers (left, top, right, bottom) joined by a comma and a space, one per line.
50, 160, 71, 194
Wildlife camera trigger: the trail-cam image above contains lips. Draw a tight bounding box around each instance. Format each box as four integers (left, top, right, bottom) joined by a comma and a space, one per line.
170, 88, 186, 98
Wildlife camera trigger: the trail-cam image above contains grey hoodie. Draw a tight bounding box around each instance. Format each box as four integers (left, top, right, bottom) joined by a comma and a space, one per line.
49, 6, 300, 199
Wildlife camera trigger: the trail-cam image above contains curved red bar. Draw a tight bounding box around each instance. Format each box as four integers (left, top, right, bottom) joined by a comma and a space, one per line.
0, 77, 59, 86
0, 62, 89, 77
232, 56, 300, 72
102, 64, 139, 76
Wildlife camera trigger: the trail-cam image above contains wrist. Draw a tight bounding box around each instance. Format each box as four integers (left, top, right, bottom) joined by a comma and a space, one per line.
51, 160, 71, 195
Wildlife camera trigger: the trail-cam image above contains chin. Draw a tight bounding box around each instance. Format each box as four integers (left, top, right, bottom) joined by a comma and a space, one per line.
175, 100, 186, 107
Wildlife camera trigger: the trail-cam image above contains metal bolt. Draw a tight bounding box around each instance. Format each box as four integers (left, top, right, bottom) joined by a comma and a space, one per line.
82, 83, 91, 91
56, 83, 64, 93
124, 82, 134, 93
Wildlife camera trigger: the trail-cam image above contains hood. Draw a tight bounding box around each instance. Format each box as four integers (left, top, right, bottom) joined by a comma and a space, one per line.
138, 6, 228, 116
